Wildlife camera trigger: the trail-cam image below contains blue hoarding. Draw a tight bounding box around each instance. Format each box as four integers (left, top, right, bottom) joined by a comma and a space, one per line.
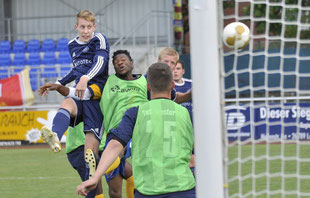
225, 102, 310, 141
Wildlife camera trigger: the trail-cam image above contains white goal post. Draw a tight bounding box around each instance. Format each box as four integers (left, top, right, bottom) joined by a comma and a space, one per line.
190, 0, 225, 197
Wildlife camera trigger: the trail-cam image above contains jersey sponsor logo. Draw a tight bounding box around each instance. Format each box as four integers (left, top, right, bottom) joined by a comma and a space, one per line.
225, 106, 247, 131
73, 59, 92, 67
111, 85, 120, 92
110, 85, 141, 93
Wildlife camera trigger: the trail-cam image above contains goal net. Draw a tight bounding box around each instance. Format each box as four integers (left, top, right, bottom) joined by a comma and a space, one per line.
220, 0, 310, 197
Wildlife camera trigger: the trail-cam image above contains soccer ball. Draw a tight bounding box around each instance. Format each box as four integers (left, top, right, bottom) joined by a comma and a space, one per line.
223, 22, 250, 49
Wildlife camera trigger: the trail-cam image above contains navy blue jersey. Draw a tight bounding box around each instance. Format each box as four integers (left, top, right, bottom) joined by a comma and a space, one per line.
58, 32, 109, 92
175, 78, 192, 118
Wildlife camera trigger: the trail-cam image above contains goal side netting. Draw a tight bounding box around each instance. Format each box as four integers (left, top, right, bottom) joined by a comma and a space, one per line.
220, 0, 310, 197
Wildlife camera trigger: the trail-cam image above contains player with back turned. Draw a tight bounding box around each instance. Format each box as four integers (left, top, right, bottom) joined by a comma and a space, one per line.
77, 62, 196, 198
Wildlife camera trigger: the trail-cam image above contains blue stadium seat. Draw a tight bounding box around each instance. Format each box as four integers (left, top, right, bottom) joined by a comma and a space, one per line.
27, 39, 41, 53
27, 52, 41, 66
12, 52, 26, 75
12, 40, 26, 53
29, 68, 40, 91
42, 39, 55, 52
0, 69, 9, 79
28, 52, 41, 90
0, 40, 11, 54
0, 53, 11, 66
30, 78, 39, 90
56, 38, 69, 51
58, 51, 72, 76
57, 51, 72, 65
42, 52, 56, 65
12, 53, 26, 67
0, 67, 10, 79
42, 52, 57, 77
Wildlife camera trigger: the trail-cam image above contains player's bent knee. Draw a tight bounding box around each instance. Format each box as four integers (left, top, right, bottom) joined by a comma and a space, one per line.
60, 98, 77, 115
109, 189, 122, 198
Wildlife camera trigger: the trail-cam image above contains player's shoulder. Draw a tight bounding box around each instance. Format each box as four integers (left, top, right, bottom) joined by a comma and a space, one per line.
175, 102, 191, 115
183, 78, 192, 83
125, 106, 139, 118
92, 32, 109, 49
94, 32, 107, 39
68, 36, 78, 46
94, 33, 108, 42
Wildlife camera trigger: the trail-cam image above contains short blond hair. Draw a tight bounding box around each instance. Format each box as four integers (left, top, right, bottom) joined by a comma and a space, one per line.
76, 10, 96, 24
158, 47, 179, 61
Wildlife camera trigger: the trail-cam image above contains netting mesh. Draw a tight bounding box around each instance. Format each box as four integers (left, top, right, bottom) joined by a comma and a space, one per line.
220, 1, 310, 197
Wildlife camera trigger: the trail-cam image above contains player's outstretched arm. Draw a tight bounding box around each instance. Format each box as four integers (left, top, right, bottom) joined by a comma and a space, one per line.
76, 139, 124, 196
175, 88, 192, 104
38, 83, 70, 97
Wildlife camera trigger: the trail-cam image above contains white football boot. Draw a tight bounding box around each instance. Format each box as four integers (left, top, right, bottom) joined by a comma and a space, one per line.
41, 126, 61, 153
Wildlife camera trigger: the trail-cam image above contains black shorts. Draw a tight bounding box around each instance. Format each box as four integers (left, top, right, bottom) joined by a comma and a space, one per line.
71, 99, 103, 141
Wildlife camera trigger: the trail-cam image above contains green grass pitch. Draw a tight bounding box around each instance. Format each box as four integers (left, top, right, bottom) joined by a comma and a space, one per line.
228, 143, 310, 198
0, 147, 126, 198
2, 143, 310, 198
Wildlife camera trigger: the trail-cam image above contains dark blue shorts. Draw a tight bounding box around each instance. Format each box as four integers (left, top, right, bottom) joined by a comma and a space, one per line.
67, 145, 86, 181
190, 167, 195, 177
71, 99, 103, 141
67, 145, 97, 198
104, 158, 126, 183
104, 140, 132, 183
134, 188, 196, 198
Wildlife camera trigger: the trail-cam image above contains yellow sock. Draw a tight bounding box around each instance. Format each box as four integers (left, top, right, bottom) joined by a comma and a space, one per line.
95, 194, 104, 198
105, 157, 120, 174
126, 176, 135, 198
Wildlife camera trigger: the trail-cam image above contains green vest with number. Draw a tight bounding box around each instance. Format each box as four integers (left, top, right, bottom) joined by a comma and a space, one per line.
132, 99, 195, 195
99, 74, 148, 150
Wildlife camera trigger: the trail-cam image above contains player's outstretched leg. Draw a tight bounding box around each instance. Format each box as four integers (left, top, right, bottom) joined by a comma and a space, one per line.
85, 149, 97, 178
41, 126, 61, 153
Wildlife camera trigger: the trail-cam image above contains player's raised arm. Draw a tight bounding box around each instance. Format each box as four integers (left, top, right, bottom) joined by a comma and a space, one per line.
38, 83, 70, 97
57, 68, 76, 86
175, 88, 192, 104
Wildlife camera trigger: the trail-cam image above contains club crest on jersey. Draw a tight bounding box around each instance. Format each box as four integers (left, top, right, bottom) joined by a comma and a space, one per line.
82, 47, 89, 53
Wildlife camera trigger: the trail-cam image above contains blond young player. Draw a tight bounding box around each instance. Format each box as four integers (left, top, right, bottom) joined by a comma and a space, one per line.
39, 10, 109, 198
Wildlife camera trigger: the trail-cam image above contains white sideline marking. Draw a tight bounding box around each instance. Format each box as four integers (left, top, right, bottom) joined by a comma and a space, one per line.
0, 176, 77, 180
